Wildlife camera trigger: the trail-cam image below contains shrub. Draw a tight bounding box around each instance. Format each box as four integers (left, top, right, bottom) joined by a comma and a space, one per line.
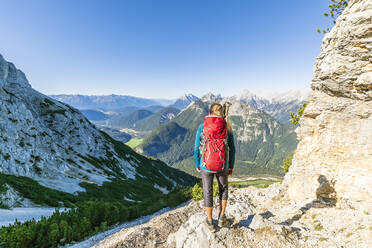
19, 138, 25, 147
317, 0, 349, 34
191, 182, 218, 201
191, 183, 203, 201
314, 223, 324, 231
290, 102, 308, 125
8, 118, 18, 123
3, 153, 10, 161
33, 164, 42, 175
283, 156, 293, 173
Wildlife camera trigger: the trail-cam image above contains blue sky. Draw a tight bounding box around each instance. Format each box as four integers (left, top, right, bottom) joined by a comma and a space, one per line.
0, 0, 334, 99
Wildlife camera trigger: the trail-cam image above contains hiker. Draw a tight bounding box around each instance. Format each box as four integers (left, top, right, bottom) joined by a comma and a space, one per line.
194, 103, 235, 231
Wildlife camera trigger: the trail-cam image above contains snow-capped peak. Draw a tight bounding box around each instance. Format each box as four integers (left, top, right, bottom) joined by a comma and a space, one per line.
168, 93, 199, 110
201, 92, 222, 102
180, 93, 199, 102
233, 89, 309, 104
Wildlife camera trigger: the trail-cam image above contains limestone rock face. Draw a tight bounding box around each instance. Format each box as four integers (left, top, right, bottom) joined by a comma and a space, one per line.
284, 0, 372, 210
0, 53, 193, 197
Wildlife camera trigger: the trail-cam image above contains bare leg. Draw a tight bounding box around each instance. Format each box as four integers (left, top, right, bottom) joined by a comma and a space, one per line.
206, 207, 213, 221
219, 199, 227, 217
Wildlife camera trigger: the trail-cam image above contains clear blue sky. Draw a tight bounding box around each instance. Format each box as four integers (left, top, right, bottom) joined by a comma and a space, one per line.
0, 0, 334, 99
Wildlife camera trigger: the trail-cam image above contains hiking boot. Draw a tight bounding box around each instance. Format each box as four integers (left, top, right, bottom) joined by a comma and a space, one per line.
205, 218, 216, 232
218, 214, 227, 227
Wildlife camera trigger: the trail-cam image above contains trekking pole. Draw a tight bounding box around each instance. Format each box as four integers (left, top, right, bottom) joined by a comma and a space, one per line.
224, 102, 232, 119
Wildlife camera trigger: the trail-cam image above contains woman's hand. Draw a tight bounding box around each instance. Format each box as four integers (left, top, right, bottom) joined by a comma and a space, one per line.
196, 168, 201, 173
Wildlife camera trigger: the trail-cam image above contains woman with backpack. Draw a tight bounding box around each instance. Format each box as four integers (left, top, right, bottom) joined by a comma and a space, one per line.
194, 103, 235, 231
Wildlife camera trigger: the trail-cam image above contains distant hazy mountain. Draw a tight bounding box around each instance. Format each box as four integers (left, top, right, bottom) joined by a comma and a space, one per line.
102, 107, 179, 132
49, 94, 174, 110
97, 126, 132, 143
0, 54, 195, 208
108, 109, 154, 129
231, 89, 309, 123
151, 98, 175, 107
142, 105, 165, 113
134, 107, 180, 131
168, 94, 199, 110
80, 109, 109, 121
140, 93, 297, 176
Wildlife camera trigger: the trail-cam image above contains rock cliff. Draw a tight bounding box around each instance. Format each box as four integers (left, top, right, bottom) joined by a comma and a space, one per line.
283, 0, 372, 211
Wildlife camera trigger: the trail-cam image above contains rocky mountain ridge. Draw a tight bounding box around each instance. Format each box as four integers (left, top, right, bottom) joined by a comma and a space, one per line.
168, 94, 199, 110
0, 54, 195, 207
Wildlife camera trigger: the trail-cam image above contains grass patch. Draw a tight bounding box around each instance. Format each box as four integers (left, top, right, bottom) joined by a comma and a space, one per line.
319, 237, 328, 242
189, 179, 277, 201
125, 138, 143, 148
314, 223, 324, 231
230, 179, 278, 188
254, 226, 276, 235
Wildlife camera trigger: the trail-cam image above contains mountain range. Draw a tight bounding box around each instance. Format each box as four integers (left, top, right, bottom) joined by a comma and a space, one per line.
231, 89, 309, 123
139, 93, 298, 176
51, 90, 307, 127
48, 90, 307, 177
49, 93, 198, 111
48, 94, 169, 110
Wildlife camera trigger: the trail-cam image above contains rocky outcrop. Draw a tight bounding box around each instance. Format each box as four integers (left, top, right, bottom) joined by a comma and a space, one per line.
93, 184, 372, 247
283, 0, 372, 211
92, 200, 203, 248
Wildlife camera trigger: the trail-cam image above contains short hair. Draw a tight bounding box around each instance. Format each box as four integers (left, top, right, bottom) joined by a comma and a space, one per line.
209, 103, 223, 116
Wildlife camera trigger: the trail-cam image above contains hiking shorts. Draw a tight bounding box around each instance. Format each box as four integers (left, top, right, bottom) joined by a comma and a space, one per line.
201, 169, 228, 207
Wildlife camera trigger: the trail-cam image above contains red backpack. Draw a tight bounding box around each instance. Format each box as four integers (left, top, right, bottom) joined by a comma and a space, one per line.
201, 116, 228, 171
